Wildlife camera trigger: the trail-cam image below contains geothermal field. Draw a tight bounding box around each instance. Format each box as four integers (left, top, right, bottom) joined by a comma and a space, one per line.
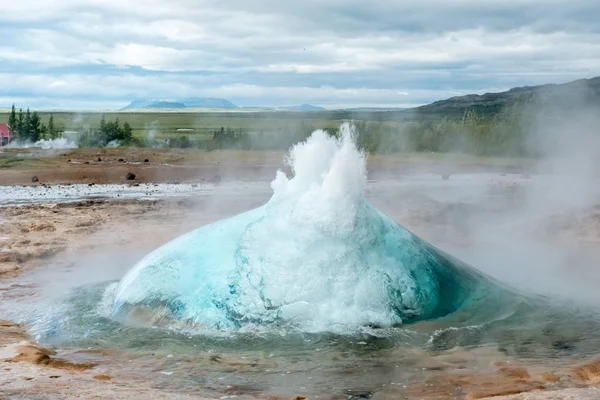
2, 126, 600, 400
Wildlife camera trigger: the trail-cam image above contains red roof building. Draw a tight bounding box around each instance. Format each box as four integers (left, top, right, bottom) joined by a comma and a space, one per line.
0, 124, 13, 146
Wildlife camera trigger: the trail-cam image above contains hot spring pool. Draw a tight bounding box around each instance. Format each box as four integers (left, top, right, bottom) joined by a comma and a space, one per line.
3, 125, 600, 398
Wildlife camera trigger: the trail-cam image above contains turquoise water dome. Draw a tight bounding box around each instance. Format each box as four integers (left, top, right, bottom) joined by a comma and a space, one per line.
111, 124, 511, 331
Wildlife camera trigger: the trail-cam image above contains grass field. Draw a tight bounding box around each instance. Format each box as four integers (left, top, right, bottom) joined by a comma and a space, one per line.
0, 109, 538, 158
0, 110, 385, 142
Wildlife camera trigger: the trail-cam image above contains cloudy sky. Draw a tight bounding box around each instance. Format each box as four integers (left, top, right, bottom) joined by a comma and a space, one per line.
2, 0, 600, 110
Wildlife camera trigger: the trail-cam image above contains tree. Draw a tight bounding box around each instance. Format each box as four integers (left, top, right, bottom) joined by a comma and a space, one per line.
8, 104, 16, 132
39, 123, 48, 140
16, 109, 24, 139
96, 117, 133, 146
29, 111, 42, 142
23, 108, 32, 141
178, 135, 191, 148
48, 114, 56, 139
99, 114, 106, 132
120, 122, 133, 144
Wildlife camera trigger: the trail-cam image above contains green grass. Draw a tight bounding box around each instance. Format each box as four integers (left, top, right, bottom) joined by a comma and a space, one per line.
0, 156, 25, 168
0, 109, 538, 159
0, 156, 50, 169
0, 110, 394, 139
0, 110, 364, 147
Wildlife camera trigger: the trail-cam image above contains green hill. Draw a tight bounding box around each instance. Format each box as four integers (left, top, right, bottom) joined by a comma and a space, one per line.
416, 76, 600, 116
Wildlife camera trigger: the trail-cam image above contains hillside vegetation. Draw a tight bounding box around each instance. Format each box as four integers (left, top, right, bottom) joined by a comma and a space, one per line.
416, 76, 600, 117
1, 76, 598, 158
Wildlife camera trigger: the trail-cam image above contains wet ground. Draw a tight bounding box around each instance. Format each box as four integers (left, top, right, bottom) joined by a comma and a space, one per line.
0, 172, 523, 206
2, 170, 600, 399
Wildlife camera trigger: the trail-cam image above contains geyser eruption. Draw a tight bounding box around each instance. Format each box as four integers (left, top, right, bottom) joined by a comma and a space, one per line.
111, 124, 510, 330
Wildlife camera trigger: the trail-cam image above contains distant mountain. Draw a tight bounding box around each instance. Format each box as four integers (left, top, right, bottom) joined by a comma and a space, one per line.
178, 98, 239, 109
121, 99, 324, 111
277, 104, 325, 111
144, 101, 186, 109
239, 104, 325, 111
416, 76, 600, 115
240, 106, 276, 110
123, 99, 155, 109
345, 107, 409, 111
121, 98, 239, 110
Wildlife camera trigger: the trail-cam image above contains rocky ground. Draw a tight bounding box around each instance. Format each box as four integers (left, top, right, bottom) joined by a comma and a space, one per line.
0, 147, 284, 186
0, 146, 527, 187
1, 151, 600, 398
0, 198, 264, 399
1, 197, 599, 399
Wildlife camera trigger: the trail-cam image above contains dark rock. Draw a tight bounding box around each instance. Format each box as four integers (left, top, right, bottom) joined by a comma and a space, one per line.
97, 157, 102, 162
552, 340, 575, 351
343, 391, 373, 399
125, 172, 136, 180
84, 161, 90, 164
31, 176, 39, 183
118, 158, 125, 162
67, 160, 71, 163
144, 159, 149, 163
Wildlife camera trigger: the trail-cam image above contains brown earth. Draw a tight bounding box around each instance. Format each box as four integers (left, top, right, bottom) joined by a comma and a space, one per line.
0, 198, 248, 399
0, 147, 527, 186
0, 147, 285, 186
0, 154, 598, 399
1, 197, 599, 399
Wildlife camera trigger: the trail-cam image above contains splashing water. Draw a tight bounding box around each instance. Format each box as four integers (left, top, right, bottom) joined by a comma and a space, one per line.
6, 124, 600, 398
110, 124, 513, 331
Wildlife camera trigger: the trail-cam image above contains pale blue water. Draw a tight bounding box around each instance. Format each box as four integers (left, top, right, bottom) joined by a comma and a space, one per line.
4, 126, 600, 398
109, 198, 516, 331
107, 126, 518, 332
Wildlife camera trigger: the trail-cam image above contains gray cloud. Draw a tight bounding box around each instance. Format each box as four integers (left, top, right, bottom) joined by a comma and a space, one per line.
1, 0, 599, 109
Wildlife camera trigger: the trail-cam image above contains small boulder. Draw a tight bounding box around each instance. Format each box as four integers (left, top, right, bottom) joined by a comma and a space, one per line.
31, 176, 39, 183
125, 172, 136, 181
144, 159, 149, 163
118, 158, 125, 162
97, 157, 102, 162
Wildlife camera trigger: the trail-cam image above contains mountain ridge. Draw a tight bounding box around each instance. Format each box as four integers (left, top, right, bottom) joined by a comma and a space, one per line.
119, 76, 600, 114
121, 98, 239, 110
416, 76, 600, 115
